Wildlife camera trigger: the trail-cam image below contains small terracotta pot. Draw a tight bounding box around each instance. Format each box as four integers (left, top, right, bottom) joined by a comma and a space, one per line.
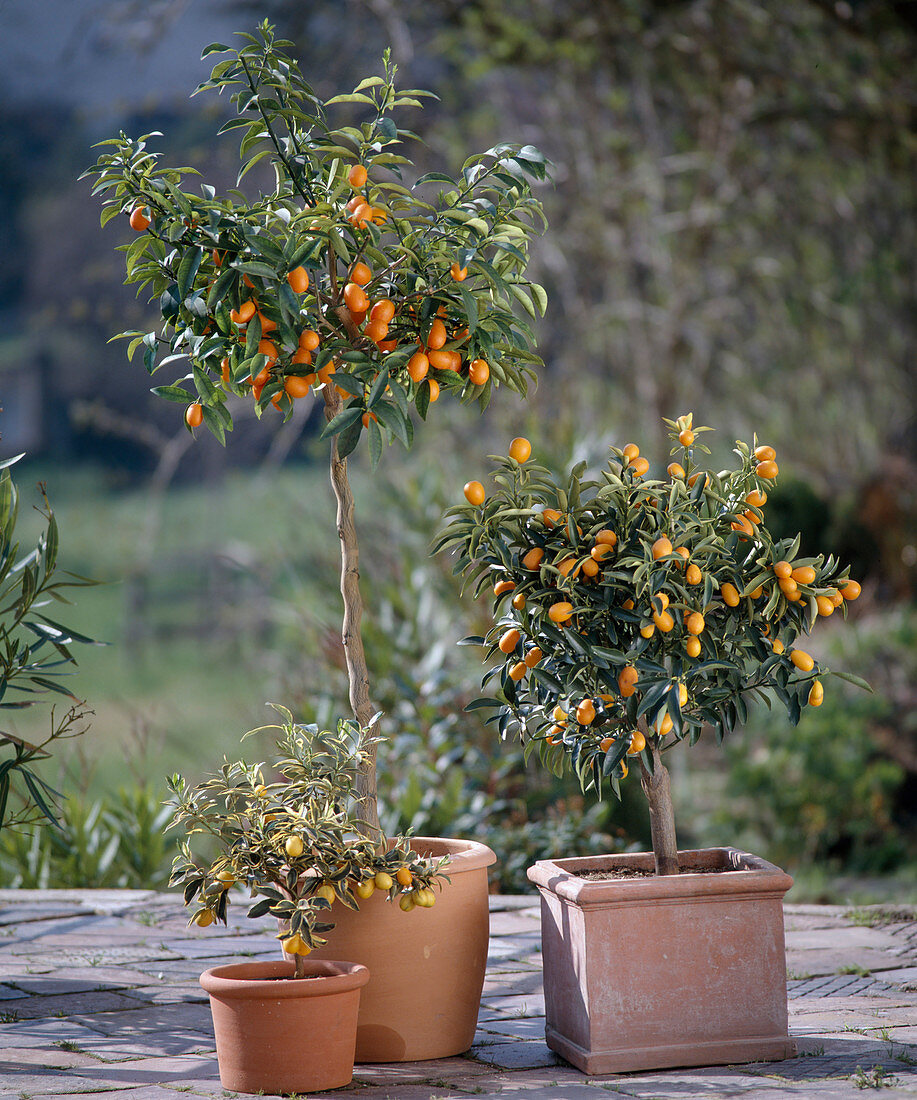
200, 958, 369, 1094
311, 836, 496, 1062
527, 847, 797, 1075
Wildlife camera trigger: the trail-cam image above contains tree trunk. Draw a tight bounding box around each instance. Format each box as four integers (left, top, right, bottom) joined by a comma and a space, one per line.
638, 736, 680, 876
323, 387, 380, 840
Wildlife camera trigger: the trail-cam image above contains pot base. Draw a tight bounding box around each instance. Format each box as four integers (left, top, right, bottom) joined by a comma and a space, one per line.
546, 1024, 797, 1076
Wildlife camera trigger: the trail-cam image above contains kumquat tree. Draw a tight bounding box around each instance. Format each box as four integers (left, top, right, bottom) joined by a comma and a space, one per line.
168, 708, 449, 973
437, 416, 869, 876
82, 22, 549, 836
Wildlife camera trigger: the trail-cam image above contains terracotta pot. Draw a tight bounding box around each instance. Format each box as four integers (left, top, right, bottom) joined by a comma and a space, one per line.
311, 836, 496, 1062
527, 847, 797, 1075
200, 958, 369, 1094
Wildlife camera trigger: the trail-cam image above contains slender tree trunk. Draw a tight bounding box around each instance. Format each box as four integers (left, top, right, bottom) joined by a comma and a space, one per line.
638, 732, 680, 876
323, 386, 380, 840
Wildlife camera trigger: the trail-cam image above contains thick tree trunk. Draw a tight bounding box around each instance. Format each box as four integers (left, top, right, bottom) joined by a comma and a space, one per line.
323, 387, 380, 840
638, 736, 680, 876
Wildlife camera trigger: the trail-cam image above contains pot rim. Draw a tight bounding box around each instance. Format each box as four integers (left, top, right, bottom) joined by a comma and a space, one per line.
527, 846, 793, 905
408, 835, 496, 872
200, 958, 369, 999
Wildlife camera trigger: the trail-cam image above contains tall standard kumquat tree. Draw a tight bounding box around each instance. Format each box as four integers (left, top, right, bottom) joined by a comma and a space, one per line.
83, 23, 550, 836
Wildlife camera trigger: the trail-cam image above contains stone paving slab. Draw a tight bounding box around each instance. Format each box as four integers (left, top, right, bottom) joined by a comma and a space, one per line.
0, 892, 914, 1099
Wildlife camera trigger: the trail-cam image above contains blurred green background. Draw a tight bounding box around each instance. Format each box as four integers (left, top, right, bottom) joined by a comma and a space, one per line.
1, 0, 914, 900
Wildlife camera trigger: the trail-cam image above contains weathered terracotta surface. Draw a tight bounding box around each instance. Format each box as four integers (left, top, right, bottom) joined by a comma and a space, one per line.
527, 847, 797, 1075
313, 836, 496, 1062
200, 958, 369, 1095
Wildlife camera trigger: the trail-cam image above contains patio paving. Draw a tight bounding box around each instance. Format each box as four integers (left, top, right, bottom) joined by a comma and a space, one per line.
0, 890, 915, 1098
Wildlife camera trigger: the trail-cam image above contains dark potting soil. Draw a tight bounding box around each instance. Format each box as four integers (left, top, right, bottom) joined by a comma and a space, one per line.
576, 863, 748, 880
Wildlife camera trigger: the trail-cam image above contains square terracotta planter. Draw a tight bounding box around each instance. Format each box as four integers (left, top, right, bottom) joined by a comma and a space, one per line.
527, 847, 797, 1075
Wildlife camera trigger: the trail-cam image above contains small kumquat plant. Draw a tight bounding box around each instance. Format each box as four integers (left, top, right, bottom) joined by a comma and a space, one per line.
437, 415, 869, 875
167, 707, 448, 977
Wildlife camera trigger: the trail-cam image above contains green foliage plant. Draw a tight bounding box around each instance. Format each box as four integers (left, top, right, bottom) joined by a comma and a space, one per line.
167, 706, 448, 976
437, 415, 868, 875
0, 784, 177, 890
82, 22, 549, 836
0, 454, 98, 832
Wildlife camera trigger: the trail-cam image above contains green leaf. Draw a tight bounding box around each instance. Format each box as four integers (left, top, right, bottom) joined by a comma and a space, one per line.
828, 669, 873, 693
233, 261, 279, 280
367, 418, 383, 469
325, 93, 376, 106
335, 416, 363, 460
529, 282, 548, 316
320, 405, 362, 441
415, 380, 430, 420
458, 285, 479, 333
207, 265, 237, 309
367, 367, 389, 408
414, 172, 456, 186
177, 246, 204, 299
151, 385, 192, 404
202, 405, 227, 445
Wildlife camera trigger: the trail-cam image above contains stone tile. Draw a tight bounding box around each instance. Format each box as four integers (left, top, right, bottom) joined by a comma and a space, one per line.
478, 1017, 548, 1041
128, 983, 209, 1005
470, 1040, 560, 1070
786, 947, 906, 977
795, 992, 917, 1010
352, 1057, 492, 1087
886, 966, 917, 985
790, 1011, 912, 1033
5, 974, 141, 996
0, 958, 55, 977
7, 943, 181, 967
0, 984, 27, 1000
317, 1086, 485, 1100
881, 1026, 917, 1043
785, 927, 901, 951
0, 988, 148, 1019
496, 1085, 613, 1098
0, 1016, 109, 1048
0, 904, 87, 927
66, 1051, 220, 1088
0, 1044, 102, 1069
490, 910, 543, 936
490, 895, 539, 910
42, 1090, 203, 1099
487, 961, 543, 974
157, 934, 281, 959
481, 971, 543, 997
488, 937, 540, 963
0, 1073, 102, 1096
484, 1065, 598, 1090
0, 888, 159, 912
481, 992, 546, 1017
69, 1001, 215, 1051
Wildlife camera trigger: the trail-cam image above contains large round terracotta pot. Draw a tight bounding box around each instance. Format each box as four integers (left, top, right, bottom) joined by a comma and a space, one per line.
311, 836, 496, 1063
200, 958, 369, 1095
